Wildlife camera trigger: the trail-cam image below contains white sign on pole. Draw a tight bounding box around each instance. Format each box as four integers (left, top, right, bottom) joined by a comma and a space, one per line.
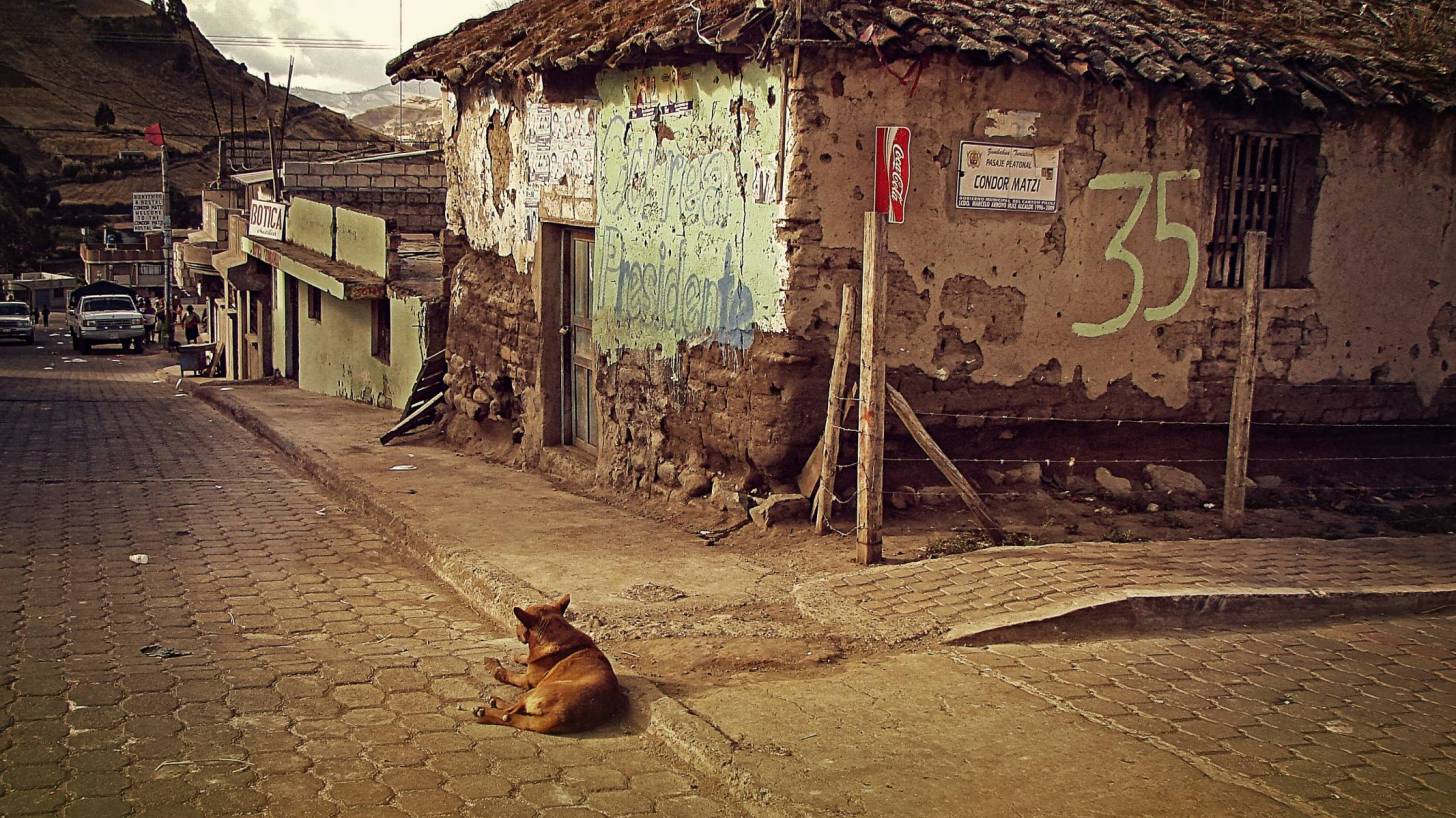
955, 142, 1061, 213
132, 192, 166, 232
248, 199, 288, 241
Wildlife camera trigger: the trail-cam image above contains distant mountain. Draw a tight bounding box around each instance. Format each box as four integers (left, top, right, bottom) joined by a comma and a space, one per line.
294, 81, 440, 119
0, 0, 383, 223
352, 97, 441, 143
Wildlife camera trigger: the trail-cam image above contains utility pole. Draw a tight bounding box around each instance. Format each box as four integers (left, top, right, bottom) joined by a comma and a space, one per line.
161, 143, 172, 348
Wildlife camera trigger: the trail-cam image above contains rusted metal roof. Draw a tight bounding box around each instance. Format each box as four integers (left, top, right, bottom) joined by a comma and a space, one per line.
389, 0, 1454, 111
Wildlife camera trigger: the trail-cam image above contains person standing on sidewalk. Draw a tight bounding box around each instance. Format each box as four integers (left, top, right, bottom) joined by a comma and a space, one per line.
183, 305, 200, 344
141, 300, 156, 346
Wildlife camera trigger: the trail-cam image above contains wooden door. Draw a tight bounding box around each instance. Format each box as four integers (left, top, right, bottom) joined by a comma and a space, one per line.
562, 232, 596, 452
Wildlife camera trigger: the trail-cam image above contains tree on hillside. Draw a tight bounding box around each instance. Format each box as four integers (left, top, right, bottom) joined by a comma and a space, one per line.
0, 147, 58, 272
151, 0, 189, 27
94, 102, 115, 131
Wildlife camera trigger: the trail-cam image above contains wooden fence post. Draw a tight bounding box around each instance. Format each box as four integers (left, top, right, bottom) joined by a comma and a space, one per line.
1223, 230, 1267, 534
858, 212, 887, 564
886, 385, 1005, 542
814, 285, 857, 534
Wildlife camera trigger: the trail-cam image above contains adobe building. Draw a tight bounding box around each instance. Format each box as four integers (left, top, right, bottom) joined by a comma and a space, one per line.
389, 0, 1456, 496
77, 227, 169, 300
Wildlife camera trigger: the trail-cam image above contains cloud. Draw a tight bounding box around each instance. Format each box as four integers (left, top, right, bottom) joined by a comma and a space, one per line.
187, 0, 508, 92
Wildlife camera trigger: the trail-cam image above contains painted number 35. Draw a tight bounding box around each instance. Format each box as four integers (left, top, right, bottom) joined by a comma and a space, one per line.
1073, 170, 1201, 338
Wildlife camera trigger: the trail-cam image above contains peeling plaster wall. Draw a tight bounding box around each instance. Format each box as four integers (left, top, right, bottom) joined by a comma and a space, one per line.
437, 79, 547, 454
434, 46, 1455, 496
785, 51, 1456, 426
443, 81, 537, 268
438, 61, 810, 494
592, 62, 787, 354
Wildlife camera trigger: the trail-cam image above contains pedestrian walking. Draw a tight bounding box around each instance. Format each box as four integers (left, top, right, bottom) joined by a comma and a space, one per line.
141, 300, 156, 345
183, 305, 200, 344
41, 305, 49, 327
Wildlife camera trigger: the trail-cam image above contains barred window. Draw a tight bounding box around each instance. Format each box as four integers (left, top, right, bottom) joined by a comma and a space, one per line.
1207, 131, 1320, 289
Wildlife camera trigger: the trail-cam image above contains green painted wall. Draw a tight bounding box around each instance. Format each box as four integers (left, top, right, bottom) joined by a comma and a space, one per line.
276, 273, 429, 410
287, 198, 335, 257
592, 62, 785, 354
335, 208, 389, 277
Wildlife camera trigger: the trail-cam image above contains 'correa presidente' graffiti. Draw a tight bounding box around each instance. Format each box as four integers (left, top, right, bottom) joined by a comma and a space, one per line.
591, 62, 784, 355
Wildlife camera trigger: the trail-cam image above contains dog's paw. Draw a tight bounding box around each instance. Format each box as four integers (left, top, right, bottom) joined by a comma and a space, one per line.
514, 653, 529, 665
491, 666, 510, 684
472, 706, 487, 720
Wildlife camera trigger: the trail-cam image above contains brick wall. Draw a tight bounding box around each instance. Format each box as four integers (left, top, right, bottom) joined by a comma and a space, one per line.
281, 159, 447, 233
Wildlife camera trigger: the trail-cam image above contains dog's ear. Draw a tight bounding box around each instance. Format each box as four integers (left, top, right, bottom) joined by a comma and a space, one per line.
513, 607, 537, 628
554, 593, 571, 614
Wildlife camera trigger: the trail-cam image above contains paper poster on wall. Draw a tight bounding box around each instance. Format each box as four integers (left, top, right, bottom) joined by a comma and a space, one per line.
524, 103, 596, 210
955, 142, 1061, 213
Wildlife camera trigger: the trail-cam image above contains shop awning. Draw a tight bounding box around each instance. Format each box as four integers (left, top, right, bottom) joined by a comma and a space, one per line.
212, 248, 269, 292
240, 235, 386, 300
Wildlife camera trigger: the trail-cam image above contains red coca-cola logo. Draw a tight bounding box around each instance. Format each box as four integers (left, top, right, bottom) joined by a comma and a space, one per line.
890, 143, 907, 207
874, 126, 910, 224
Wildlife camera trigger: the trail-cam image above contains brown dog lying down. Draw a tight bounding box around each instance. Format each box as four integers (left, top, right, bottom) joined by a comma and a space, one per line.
474, 594, 625, 734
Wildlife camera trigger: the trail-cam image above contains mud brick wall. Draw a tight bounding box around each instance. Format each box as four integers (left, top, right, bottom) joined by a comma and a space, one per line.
590, 332, 827, 494
779, 50, 1456, 454
439, 247, 540, 438
282, 160, 447, 233
431, 49, 1455, 498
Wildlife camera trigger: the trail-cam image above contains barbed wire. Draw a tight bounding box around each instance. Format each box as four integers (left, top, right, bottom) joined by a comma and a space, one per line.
908, 411, 1456, 431
830, 394, 1456, 431
881, 454, 1456, 465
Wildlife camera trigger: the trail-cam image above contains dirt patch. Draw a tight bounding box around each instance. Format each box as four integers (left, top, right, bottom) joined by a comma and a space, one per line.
605, 636, 848, 695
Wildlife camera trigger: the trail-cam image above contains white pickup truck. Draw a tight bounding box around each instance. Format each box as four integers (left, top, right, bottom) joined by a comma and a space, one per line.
69, 293, 146, 353
0, 302, 35, 344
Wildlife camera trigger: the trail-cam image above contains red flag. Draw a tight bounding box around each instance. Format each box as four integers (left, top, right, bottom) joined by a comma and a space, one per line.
144, 123, 165, 147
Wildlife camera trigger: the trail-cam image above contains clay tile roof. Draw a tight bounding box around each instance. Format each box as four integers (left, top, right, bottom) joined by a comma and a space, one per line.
389, 0, 1456, 111
388, 0, 766, 85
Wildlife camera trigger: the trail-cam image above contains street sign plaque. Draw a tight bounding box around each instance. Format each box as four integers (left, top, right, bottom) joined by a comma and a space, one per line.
132, 192, 166, 233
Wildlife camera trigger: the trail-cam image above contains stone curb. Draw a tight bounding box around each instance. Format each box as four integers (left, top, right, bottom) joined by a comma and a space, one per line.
178, 379, 800, 818
944, 584, 1456, 646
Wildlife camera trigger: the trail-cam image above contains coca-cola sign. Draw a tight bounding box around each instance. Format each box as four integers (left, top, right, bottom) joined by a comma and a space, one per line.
873, 126, 911, 224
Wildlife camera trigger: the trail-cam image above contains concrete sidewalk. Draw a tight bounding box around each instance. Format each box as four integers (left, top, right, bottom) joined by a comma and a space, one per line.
172, 377, 1456, 817
175, 377, 788, 638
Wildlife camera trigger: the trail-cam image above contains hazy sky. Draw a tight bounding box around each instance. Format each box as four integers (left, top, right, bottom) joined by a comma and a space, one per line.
187, 1, 514, 93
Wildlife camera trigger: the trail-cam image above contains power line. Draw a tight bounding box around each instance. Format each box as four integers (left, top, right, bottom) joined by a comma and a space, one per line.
0, 124, 427, 146
0, 26, 394, 48
93, 37, 397, 51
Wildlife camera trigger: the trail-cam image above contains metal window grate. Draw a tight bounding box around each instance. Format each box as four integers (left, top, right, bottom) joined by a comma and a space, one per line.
1208, 132, 1300, 288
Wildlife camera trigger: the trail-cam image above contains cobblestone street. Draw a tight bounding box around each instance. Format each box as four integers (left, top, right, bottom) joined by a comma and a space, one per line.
963, 615, 1456, 817
0, 334, 739, 818
5, 332, 1456, 818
